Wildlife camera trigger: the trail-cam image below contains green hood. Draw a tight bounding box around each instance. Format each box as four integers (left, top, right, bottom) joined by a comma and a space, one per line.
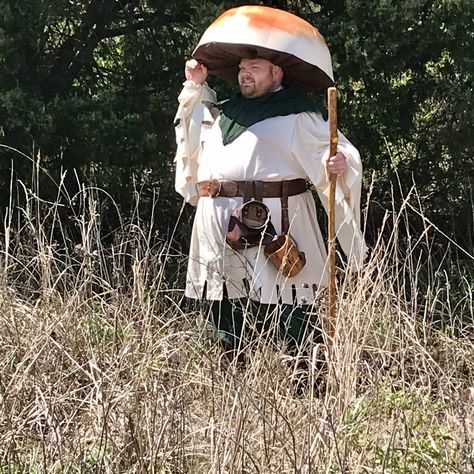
218, 88, 324, 145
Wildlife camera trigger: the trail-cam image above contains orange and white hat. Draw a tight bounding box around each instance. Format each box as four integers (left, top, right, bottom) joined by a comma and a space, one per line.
192, 5, 334, 92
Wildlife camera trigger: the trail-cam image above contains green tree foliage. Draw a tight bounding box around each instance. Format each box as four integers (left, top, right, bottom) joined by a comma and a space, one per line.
313, 0, 473, 247
0, 0, 210, 236
0, 0, 472, 249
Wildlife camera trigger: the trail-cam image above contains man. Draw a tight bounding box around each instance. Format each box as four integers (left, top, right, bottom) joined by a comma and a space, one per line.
174, 55, 365, 357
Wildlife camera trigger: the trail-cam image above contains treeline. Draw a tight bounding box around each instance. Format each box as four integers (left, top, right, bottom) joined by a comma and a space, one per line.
0, 0, 472, 250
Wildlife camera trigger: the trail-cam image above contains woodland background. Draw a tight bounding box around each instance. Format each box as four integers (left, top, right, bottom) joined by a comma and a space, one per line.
0, 0, 472, 253
1, 1, 474, 472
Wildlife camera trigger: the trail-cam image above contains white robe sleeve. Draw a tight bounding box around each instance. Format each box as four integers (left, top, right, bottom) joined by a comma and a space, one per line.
291, 112, 367, 269
174, 81, 217, 206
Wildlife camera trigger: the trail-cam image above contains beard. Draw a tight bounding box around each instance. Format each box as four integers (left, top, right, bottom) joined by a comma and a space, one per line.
239, 81, 256, 97
239, 79, 278, 98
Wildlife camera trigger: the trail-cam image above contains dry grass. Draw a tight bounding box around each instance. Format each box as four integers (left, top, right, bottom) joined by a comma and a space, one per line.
0, 168, 473, 473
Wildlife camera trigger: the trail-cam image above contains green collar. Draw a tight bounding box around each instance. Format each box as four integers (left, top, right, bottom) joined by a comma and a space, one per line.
218, 88, 324, 145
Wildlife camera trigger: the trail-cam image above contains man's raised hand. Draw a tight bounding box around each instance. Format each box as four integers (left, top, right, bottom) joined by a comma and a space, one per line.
185, 59, 208, 84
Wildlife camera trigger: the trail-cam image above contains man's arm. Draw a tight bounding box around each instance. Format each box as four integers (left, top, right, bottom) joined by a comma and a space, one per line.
291, 112, 367, 267
174, 60, 216, 205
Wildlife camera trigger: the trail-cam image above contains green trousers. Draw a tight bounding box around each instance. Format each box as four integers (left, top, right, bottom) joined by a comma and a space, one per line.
210, 289, 322, 352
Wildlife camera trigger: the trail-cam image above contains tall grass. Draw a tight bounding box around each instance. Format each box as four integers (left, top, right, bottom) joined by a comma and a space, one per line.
0, 161, 473, 473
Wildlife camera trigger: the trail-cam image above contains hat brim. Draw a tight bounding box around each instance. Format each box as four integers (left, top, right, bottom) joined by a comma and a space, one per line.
193, 42, 334, 93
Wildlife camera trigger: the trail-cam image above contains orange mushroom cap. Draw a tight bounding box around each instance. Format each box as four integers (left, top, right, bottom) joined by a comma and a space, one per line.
193, 5, 334, 92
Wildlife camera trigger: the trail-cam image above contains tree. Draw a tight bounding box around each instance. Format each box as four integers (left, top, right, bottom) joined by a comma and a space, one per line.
0, 0, 472, 251
311, 0, 473, 247
0, 0, 207, 237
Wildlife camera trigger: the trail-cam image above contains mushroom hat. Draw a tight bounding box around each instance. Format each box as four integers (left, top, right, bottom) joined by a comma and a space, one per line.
192, 5, 334, 92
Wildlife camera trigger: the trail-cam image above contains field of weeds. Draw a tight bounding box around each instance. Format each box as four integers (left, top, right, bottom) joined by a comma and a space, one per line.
0, 169, 473, 473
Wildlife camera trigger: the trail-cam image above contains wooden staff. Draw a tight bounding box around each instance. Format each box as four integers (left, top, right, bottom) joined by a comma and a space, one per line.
327, 87, 338, 340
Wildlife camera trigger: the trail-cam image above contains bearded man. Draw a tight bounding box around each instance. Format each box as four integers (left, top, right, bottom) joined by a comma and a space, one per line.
174, 54, 365, 358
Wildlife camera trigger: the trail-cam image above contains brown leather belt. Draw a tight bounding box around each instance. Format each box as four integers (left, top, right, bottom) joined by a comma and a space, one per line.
197, 178, 308, 199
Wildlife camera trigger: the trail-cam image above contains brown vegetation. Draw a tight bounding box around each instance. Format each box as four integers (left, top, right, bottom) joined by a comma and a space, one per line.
0, 176, 473, 473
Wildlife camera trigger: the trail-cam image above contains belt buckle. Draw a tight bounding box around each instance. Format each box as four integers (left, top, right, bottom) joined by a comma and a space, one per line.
207, 179, 222, 197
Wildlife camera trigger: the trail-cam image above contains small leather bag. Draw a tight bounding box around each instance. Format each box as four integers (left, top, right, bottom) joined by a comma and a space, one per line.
226, 200, 276, 250
264, 234, 306, 278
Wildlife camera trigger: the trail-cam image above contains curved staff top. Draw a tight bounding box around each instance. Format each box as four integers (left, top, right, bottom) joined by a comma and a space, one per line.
192, 5, 334, 93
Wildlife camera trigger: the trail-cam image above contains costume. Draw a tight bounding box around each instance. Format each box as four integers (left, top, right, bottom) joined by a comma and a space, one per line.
174, 81, 367, 308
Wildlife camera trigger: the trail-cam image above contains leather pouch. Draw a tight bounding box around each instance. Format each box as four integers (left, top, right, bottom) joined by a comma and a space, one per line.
264, 234, 306, 277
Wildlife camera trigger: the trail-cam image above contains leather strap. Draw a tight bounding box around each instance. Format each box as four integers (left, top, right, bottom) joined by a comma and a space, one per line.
197, 178, 308, 199
281, 180, 290, 235
243, 180, 254, 203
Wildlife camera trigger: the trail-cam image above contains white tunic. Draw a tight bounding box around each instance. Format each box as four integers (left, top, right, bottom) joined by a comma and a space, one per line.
174, 81, 367, 304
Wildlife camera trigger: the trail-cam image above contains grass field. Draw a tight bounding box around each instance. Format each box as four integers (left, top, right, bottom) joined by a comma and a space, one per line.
0, 175, 473, 473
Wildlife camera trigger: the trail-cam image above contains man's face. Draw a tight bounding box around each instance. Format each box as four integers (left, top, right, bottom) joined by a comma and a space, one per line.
238, 58, 283, 98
